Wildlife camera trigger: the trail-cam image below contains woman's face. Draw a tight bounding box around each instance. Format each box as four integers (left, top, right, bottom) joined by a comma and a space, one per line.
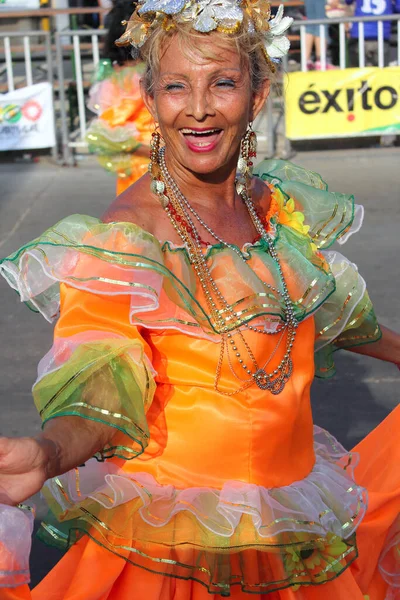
143, 33, 270, 180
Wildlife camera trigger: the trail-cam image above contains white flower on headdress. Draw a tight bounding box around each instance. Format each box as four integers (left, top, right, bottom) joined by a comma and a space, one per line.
139, 0, 187, 17
263, 5, 293, 58
177, 0, 243, 32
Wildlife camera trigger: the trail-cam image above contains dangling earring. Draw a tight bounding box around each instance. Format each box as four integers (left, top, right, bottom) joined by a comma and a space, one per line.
149, 124, 169, 206
149, 122, 161, 178
236, 122, 257, 196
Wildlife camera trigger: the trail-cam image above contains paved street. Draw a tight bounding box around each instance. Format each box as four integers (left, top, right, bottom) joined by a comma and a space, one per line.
0, 148, 399, 586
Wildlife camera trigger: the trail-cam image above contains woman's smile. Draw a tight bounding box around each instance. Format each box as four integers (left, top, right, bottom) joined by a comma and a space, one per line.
180, 127, 223, 152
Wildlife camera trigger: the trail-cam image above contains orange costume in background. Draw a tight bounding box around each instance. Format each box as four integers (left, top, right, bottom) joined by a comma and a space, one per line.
0, 160, 399, 599
86, 59, 153, 195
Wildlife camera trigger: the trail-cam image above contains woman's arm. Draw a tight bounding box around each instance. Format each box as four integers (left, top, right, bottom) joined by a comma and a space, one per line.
39, 416, 114, 478
0, 416, 114, 506
346, 324, 400, 365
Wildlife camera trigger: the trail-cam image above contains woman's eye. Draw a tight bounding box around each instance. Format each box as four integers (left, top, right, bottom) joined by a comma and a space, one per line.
165, 83, 185, 91
216, 79, 235, 88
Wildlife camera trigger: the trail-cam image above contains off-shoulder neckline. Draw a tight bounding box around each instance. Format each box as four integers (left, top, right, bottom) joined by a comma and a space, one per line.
104, 218, 270, 259
103, 182, 279, 258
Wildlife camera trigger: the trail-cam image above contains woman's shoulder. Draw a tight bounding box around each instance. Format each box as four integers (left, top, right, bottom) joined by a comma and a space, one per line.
251, 173, 272, 218
102, 174, 154, 228
102, 174, 185, 245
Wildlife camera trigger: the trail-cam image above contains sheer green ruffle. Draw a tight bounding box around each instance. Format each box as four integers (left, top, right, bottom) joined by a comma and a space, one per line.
313, 249, 382, 378
34, 336, 156, 459
254, 158, 359, 250
315, 291, 381, 378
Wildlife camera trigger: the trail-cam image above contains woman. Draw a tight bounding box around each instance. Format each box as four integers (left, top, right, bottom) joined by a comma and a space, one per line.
0, 0, 399, 598
86, 0, 153, 194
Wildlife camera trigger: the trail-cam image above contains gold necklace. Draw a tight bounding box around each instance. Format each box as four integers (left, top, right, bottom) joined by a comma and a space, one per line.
154, 147, 297, 395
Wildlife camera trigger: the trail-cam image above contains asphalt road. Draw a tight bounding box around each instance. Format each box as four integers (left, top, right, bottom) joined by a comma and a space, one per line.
0, 148, 399, 587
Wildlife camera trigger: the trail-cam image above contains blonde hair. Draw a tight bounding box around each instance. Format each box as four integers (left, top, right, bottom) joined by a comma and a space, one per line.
138, 19, 272, 94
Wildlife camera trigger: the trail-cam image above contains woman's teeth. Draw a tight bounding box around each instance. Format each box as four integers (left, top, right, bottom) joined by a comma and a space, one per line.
181, 128, 222, 148
181, 128, 221, 136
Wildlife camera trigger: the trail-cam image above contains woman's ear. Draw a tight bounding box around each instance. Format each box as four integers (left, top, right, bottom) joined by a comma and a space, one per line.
140, 79, 158, 123
251, 78, 271, 121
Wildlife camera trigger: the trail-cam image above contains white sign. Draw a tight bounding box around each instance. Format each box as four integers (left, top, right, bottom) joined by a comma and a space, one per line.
0, 82, 56, 151
0, 0, 40, 9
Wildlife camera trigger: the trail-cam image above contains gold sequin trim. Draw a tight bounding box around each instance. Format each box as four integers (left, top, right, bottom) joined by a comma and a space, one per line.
317, 287, 355, 337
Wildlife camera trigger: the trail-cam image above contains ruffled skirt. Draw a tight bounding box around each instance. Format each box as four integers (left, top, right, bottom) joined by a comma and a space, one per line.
3, 405, 400, 600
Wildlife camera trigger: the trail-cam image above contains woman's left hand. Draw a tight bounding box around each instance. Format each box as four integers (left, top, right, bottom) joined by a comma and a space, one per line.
348, 324, 400, 367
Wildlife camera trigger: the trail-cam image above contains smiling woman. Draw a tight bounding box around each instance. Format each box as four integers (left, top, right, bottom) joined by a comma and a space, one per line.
0, 0, 400, 599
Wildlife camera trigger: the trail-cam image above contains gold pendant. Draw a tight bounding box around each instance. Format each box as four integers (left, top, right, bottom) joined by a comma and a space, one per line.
253, 368, 271, 390
253, 360, 293, 394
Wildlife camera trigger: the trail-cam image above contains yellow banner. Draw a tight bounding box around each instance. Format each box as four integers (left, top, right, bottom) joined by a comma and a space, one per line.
284, 67, 400, 140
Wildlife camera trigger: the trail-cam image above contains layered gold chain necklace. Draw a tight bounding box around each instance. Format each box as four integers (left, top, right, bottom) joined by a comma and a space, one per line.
152, 146, 298, 396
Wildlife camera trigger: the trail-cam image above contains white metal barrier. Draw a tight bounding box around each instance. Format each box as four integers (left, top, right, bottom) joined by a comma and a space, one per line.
292, 13, 400, 70
55, 29, 106, 163
0, 30, 53, 92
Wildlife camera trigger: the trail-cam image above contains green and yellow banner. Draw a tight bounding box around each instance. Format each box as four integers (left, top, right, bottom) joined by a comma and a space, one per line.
284, 67, 400, 139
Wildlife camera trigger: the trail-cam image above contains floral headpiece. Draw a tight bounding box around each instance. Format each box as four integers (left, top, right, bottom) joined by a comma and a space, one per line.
116, 0, 293, 69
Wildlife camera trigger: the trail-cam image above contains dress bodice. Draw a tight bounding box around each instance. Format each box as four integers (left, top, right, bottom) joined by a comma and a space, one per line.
140, 319, 316, 489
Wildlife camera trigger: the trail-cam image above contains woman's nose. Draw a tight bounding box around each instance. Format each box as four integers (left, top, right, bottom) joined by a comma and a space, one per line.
186, 88, 215, 120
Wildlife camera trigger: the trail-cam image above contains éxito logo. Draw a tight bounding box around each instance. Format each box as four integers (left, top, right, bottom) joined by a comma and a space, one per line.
299, 81, 398, 115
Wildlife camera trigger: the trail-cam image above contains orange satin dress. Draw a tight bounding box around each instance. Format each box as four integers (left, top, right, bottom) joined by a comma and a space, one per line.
0, 159, 399, 600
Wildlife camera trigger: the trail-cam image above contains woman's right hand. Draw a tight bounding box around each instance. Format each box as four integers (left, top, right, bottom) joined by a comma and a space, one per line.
0, 417, 114, 506
0, 436, 53, 505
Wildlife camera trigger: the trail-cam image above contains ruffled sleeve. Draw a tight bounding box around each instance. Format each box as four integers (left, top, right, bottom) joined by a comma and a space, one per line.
34, 285, 156, 460
0, 218, 157, 461
254, 158, 382, 378
0, 504, 34, 587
